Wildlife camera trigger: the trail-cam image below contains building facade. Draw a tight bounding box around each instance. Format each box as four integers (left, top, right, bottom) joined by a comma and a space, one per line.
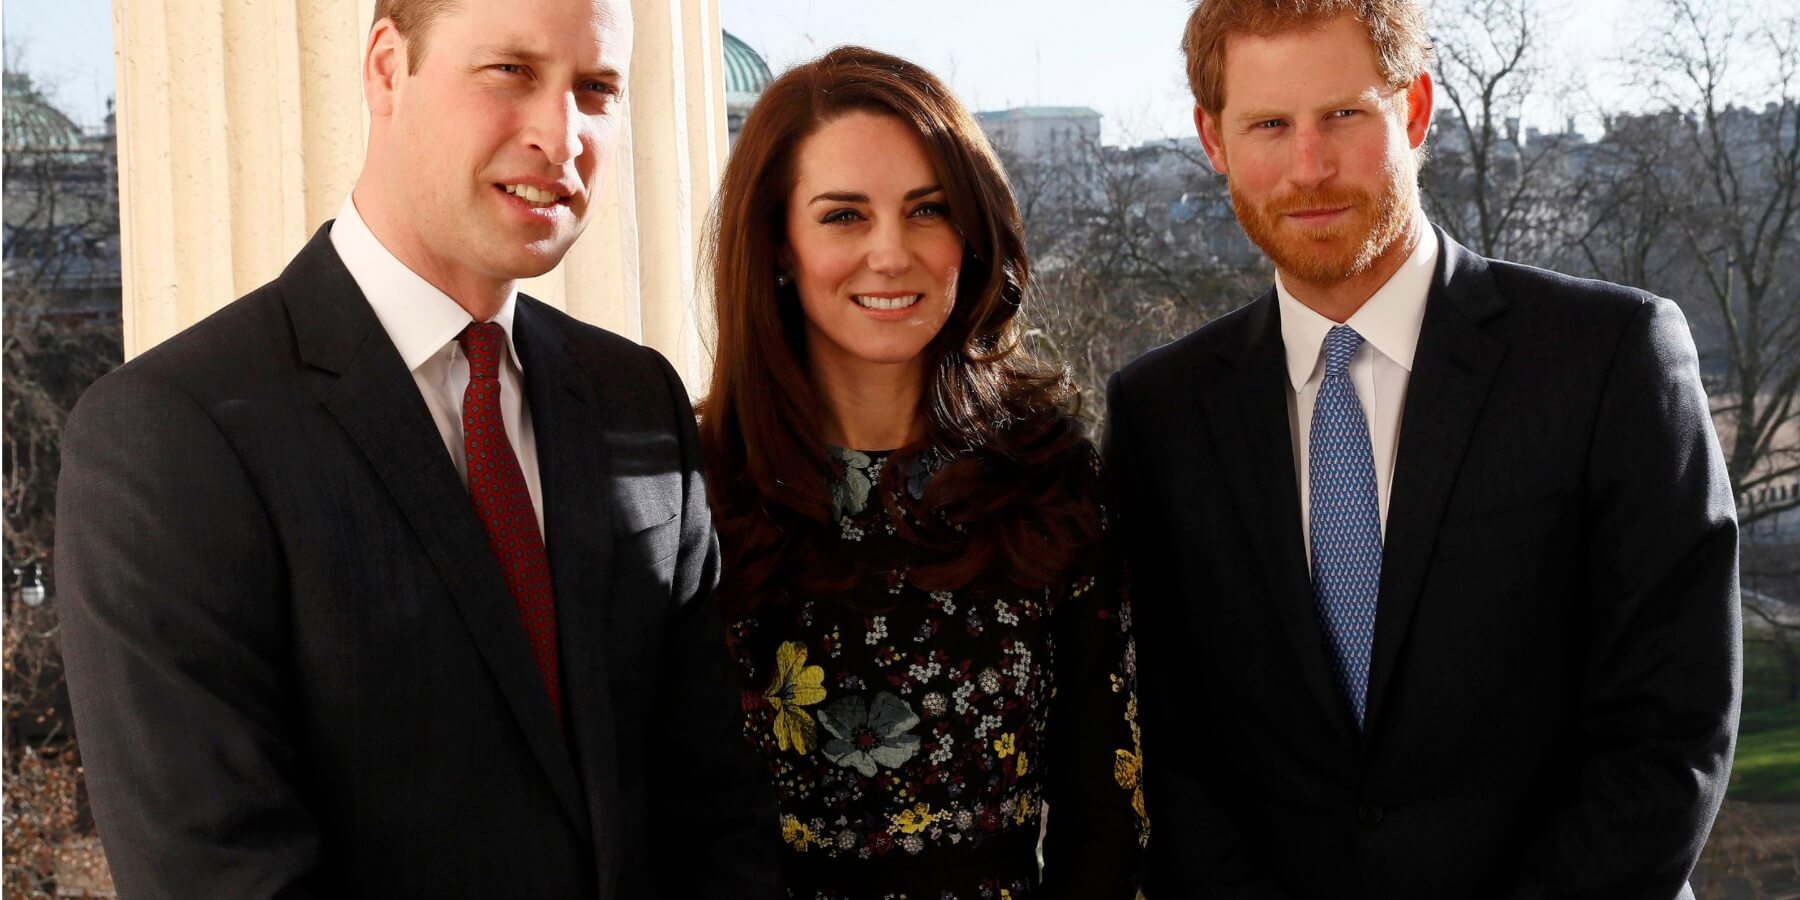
3, 72, 121, 318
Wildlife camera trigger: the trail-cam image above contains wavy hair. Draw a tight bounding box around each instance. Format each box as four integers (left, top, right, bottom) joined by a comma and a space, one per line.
1181, 0, 1434, 116
698, 46, 1097, 619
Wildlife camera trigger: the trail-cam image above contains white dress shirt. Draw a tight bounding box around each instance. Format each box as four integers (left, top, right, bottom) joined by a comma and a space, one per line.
329, 195, 545, 537
1280, 220, 1438, 566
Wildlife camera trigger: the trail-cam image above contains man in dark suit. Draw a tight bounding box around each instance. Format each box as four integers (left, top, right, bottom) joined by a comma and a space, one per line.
1107, 1, 1740, 897
54, 0, 782, 896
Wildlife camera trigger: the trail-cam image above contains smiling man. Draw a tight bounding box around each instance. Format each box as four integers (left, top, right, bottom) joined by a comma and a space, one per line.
54, 0, 782, 896
1106, 1, 1741, 897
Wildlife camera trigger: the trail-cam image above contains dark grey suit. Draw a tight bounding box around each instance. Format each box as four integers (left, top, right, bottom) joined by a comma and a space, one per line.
56, 225, 783, 898
1108, 229, 1740, 899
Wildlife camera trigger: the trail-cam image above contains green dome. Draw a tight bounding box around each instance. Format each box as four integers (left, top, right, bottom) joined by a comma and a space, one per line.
723, 31, 771, 101
3, 72, 85, 154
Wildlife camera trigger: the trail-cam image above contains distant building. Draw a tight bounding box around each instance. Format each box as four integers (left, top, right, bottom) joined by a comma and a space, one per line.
4, 72, 90, 154
976, 106, 1102, 162
3, 71, 120, 318
723, 30, 772, 145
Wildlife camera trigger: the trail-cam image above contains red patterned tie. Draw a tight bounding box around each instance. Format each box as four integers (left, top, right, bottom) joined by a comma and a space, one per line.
458, 322, 562, 726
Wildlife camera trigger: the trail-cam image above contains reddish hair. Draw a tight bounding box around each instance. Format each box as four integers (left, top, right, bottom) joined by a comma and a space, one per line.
1182, 0, 1433, 115
698, 46, 1096, 619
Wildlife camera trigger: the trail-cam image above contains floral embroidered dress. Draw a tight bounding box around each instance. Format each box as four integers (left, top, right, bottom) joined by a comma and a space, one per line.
731, 444, 1145, 900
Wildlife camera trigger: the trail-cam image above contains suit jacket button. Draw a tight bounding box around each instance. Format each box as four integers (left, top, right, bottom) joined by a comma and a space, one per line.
1358, 803, 1384, 825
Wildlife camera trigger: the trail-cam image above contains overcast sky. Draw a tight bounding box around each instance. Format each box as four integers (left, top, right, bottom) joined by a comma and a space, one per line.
3, 0, 1785, 145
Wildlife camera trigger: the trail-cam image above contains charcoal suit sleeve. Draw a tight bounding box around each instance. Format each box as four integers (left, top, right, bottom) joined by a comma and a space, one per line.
54, 370, 321, 900
1509, 296, 1741, 899
643, 351, 785, 898
1105, 373, 1291, 900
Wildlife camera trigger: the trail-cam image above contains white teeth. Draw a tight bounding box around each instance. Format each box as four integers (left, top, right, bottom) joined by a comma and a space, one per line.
503, 184, 560, 205
853, 294, 921, 311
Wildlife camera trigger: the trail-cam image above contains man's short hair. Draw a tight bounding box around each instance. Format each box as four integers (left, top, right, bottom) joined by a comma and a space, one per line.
374, 0, 461, 73
1181, 0, 1433, 115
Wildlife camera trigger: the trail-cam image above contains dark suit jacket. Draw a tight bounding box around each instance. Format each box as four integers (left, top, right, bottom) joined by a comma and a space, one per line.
56, 225, 783, 898
1106, 229, 1740, 899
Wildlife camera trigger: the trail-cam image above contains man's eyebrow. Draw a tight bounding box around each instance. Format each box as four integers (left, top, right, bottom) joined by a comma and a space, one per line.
1234, 107, 1288, 124
473, 45, 623, 81
1320, 91, 1381, 109
809, 185, 943, 205
1234, 93, 1380, 123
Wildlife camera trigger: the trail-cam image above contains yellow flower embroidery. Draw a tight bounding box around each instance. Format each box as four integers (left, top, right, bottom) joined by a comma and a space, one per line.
1115, 747, 1147, 830
993, 733, 1016, 758
1114, 746, 1142, 793
1117, 693, 1150, 843
891, 802, 940, 834
765, 641, 826, 754
1016, 750, 1029, 776
780, 814, 816, 849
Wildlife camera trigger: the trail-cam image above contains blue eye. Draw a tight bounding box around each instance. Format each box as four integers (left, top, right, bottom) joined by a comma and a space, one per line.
1256, 119, 1285, 130
495, 64, 526, 76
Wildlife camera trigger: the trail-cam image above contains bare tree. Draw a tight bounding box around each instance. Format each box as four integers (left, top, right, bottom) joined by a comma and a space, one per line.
2, 283, 119, 899
1423, 0, 1585, 267
3, 66, 122, 899
1568, 111, 1685, 290
1629, 0, 1800, 530
999, 134, 1257, 433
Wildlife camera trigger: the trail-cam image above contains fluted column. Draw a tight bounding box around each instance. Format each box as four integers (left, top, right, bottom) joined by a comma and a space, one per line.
112, 0, 728, 392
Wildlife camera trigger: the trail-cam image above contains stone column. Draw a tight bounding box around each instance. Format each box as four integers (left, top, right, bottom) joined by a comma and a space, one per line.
111, 0, 728, 391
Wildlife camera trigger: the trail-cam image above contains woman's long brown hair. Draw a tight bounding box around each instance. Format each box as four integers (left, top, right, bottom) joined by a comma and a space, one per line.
699, 46, 1097, 620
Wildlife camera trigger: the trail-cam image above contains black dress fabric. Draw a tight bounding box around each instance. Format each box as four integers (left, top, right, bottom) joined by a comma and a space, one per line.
729, 443, 1146, 899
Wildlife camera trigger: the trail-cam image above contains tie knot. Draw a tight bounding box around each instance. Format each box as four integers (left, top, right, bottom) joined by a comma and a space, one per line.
1323, 325, 1364, 378
458, 322, 506, 381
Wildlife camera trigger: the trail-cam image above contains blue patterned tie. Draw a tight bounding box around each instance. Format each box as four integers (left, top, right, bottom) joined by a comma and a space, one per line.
1309, 325, 1382, 727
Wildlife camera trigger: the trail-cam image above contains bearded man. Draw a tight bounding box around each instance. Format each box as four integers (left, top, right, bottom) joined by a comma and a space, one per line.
1105, 1, 1741, 896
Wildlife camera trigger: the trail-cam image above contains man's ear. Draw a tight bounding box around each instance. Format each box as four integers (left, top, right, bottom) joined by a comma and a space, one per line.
1196, 105, 1229, 175
364, 18, 406, 118
1404, 71, 1434, 149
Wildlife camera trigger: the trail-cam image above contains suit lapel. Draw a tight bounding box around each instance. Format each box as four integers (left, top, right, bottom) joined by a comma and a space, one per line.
283, 226, 590, 838
1363, 231, 1508, 733
513, 299, 623, 886
1200, 292, 1359, 744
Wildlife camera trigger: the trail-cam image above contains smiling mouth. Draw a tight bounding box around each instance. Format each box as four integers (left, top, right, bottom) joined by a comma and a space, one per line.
498, 183, 571, 208
853, 294, 922, 311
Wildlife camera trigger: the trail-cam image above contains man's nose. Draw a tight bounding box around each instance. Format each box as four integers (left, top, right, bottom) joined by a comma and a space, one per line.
1286, 126, 1335, 189
527, 92, 584, 167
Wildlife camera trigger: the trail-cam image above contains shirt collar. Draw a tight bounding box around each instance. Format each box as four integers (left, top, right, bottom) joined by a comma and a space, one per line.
329, 194, 523, 374
1275, 217, 1438, 393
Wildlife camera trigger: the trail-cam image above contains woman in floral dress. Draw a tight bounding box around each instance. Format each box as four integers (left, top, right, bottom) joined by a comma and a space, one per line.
697, 46, 1145, 899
